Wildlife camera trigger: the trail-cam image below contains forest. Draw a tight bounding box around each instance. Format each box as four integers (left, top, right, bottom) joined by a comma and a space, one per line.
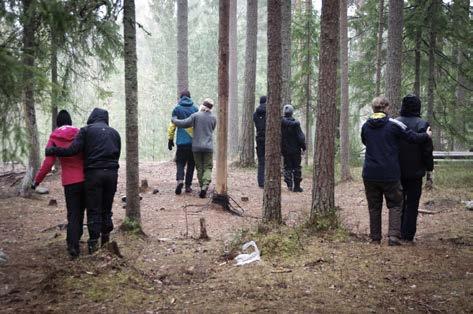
0, 0, 472, 312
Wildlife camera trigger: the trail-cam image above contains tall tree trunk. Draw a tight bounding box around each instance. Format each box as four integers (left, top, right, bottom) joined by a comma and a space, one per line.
413, 22, 421, 96
215, 0, 230, 195
263, 0, 283, 223
385, 0, 403, 116
177, 0, 188, 95
238, 0, 258, 167
427, 0, 441, 150
281, 0, 292, 106
310, 0, 339, 218
20, 0, 40, 197
375, 0, 384, 96
304, 0, 312, 166
339, 0, 351, 181
228, 0, 239, 157
51, 32, 58, 132
123, 0, 141, 223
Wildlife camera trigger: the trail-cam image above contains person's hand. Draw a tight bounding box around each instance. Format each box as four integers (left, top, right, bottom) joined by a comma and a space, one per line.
425, 171, 433, 190
45, 147, 56, 156
168, 139, 174, 151
426, 127, 432, 137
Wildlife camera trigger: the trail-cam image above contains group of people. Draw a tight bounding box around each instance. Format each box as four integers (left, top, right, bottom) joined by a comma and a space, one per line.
33, 90, 432, 259
361, 94, 434, 246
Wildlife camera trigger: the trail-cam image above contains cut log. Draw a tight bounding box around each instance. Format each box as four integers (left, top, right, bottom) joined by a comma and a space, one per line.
199, 217, 209, 240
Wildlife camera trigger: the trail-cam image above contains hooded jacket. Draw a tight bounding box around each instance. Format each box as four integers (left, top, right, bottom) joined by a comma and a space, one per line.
361, 112, 431, 182
35, 126, 84, 186
167, 96, 198, 147
253, 102, 267, 142
396, 97, 434, 179
281, 116, 306, 155
46, 108, 121, 170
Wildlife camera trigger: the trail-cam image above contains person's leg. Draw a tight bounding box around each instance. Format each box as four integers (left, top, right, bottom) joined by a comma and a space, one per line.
199, 152, 213, 198
85, 170, 103, 252
401, 178, 422, 241
100, 169, 118, 246
78, 182, 86, 243
184, 148, 195, 191
363, 180, 383, 242
193, 152, 203, 187
293, 153, 303, 192
384, 181, 403, 244
283, 154, 293, 190
175, 147, 185, 194
64, 182, 83, 258
256, 141, 265, 187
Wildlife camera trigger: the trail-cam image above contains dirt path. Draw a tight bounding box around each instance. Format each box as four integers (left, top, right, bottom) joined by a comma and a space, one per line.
1, 162, 472, 312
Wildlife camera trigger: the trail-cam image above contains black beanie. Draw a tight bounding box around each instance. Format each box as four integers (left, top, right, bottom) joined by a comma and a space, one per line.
260, 96, 267, 104
400, 94, 421, 117
56, 110, 72, 127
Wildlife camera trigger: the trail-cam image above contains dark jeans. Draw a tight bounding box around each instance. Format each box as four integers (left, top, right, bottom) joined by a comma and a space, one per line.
363, 180, 403, 240
64, 182, 86, 254
401, 178, 423, 241
176, 146, 195, 187
85, 169, 118, 243
256, 140, 265, 187
283, 153, 302, 188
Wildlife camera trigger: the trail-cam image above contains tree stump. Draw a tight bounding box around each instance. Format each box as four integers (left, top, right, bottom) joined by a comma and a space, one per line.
48, 199, 57, 206
140, 179, 149, 192
199, 218, 209, 240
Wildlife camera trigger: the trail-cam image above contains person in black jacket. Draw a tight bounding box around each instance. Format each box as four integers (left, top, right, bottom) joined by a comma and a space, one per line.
46, 108, 121, 254
281, 104, 306, 192
253, 96, 267, 188
396, 94, 434, 243
361, 96, 431, 246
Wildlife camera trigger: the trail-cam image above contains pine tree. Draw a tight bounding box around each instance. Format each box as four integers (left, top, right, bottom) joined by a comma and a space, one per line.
177, 0, 189, 94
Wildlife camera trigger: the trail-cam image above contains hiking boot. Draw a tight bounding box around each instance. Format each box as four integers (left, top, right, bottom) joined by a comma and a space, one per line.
101, 233, 110, 247
370, 239, 381, 245
185, 185, 193, 193
388, 236, 401, 246
199, 185, 208, 198
68, 247, 79, 260
88, 240, 99, 254
293, 186, 303, 192
175, 182, 184, 195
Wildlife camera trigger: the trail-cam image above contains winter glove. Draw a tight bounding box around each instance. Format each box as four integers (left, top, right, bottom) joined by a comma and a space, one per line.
45, 146, 57, 156
168, 139, 175, 151
425, 171, 433, 190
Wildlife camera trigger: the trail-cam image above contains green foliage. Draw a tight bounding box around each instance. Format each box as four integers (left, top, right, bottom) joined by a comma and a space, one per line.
120, 217, 144, 236
308, 207, 343, 233
433, 161, 473, 189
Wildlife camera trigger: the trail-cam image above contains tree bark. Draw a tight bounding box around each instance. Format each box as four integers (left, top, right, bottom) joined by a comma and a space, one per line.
310, 0, 339, 218
374, 0, 384, 96
215, 0, 230, 195
238, 0, 258, 167
124, 0, 141, 222
281, 0, 292, 107
263, 0, 283, 224
385, 0, 403, 116
304, 0, 312, 166
413, 22, 421, 96
20, 0, 40, 197
177, 0, 189, 95
228, 0, 239, 157
339, 0, 351, 181
51, 31, 58, 132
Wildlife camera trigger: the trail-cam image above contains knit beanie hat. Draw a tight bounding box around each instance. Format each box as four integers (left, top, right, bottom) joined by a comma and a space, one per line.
283, 104, 294, 117
56, 110, 72, 127
259, 96, 267, 104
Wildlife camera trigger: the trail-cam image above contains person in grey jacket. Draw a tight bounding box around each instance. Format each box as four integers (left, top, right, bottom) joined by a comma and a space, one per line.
172, 99, 217, 198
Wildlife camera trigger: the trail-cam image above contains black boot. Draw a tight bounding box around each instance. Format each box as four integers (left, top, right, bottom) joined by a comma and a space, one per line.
199, 185, 208, 198
88, 239, 99, 254
101, 233, 110, 247
293, 181, 303, 192
175, 182, 184, 195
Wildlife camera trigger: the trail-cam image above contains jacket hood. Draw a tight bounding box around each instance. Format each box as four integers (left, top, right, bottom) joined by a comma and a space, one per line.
400, 94, 421, 117
367, 112, 389, 129
255, 103, 266, 116
87, 108, 109, 125
51, 125, 79, 141
178, 96, 194, 107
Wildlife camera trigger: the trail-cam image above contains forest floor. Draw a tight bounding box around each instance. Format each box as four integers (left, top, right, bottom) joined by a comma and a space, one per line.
0, 161, 472, 313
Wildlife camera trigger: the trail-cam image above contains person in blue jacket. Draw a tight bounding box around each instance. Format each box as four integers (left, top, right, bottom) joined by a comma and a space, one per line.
361, 96, 432, 246
167, 91, 199, 194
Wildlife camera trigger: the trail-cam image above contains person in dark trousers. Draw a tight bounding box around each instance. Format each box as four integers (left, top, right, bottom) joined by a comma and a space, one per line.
396, 94, 434, 243
281, 104, 306, 192
167, 91, 198, 194
33, 110, 85, 259
172, 99, 217, 198
46, 108, 121, 254
361, 96, 432, 246
253, 95, 267, 188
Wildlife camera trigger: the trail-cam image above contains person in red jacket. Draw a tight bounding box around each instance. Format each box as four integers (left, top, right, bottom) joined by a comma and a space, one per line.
33, 110, 85, 259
